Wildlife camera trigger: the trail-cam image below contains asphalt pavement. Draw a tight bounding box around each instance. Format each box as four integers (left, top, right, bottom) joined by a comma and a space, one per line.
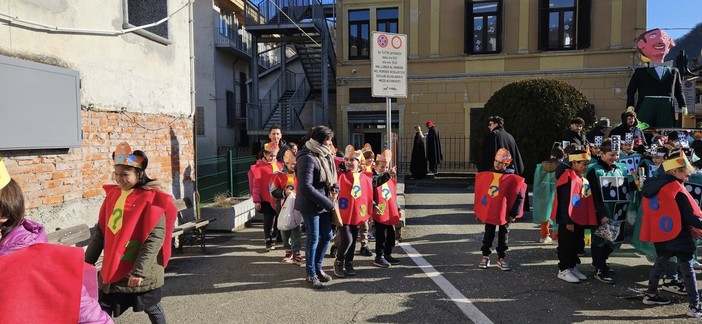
115, 175, 701, 323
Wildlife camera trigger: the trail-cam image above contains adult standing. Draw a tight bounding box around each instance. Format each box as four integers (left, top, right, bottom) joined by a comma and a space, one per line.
586, 117, 611, 144
409, 125, 428, 179
268, 125, 291, 163
479, 116, 524, 176
562, 117, 588, 148
426, 121, 443, 174
295, 126, 338, 289
609, 110, 647, 146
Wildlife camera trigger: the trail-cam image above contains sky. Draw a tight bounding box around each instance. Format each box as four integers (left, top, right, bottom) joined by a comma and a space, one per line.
647, 0, 702, 40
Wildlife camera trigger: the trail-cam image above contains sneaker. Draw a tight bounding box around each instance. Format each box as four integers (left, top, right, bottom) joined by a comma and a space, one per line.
367, 232, 376, 242
478, 256, 490, 269
374, 256, 391, 268
265, 242, 272, 252
642, 294, 670, 305
595, 269, 615, 284
539, 236, 554, 244
688, 305, 702, 318
385, 255, 401, 265
497, 258, 511, 271
333, 260, 345, 278
359, 245, 373, 257
306, 276, 324, 289
317, 271, 332, 283
270, 242, 276, 250
329, 245, 337, 258
570, 267, 587, 280
292, 254, 306, 266
345, 261, 357, 276
281, 252, 293, 263
662, 280, 687, 295
557, 269, 581, 283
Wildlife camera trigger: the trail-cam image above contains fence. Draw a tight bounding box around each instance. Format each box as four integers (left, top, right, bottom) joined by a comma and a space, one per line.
397, 135, 476, 175
197, 152, 256, 204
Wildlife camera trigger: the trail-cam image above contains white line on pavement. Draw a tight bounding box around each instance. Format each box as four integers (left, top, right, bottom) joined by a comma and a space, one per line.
400, 242, 494, 324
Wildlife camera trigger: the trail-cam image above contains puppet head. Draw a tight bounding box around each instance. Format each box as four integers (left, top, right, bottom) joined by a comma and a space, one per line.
636, 28, 675, 63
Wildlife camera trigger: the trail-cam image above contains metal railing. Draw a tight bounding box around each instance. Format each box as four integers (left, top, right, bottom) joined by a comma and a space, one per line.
397, 135, 477, 175
197, 152, 256, 203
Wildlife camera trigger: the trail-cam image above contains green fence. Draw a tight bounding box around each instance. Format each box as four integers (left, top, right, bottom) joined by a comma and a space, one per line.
197, 152, 256, 204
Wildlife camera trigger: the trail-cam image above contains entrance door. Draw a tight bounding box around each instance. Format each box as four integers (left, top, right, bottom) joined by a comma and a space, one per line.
364, 132, 382, 154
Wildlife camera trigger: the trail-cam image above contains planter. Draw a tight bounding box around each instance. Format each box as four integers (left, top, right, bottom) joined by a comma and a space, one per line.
201, 198, 256, 232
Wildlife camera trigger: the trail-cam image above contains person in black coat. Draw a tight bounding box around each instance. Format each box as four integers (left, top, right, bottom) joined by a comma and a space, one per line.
409, 125, 428, 179
479, 116, 524, 176
426, 121, 443, 174
609, 110, 647, 146
562, 117, 588, 148
586, 117, 611, 144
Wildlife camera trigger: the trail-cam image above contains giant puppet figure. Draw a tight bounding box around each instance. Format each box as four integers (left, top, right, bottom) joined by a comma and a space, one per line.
626, 28, 687, 128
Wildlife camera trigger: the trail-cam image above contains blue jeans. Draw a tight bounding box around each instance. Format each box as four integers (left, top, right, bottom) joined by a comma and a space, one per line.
647, 251, 699, 307
302, 211, 333, 277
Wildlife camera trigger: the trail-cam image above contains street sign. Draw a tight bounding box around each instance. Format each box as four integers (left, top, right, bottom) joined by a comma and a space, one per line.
371, 32, 407, 98
683, 78, 697, 113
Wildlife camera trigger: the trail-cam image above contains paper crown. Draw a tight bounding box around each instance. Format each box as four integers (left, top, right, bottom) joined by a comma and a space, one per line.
495, 148, 512, 165
375, 149, 393, 164
610, 135, 622, 153
663, 149, 692, 172
283, 150, 296, 164
113, 142, 145, 168
344, 145, 364, 162
263, 142, 279, 153
0, 158, 11, 190
569, 147, 591, 162
594, 136, 603, 148
361, 143, 373, 154
624, 133, 633, 144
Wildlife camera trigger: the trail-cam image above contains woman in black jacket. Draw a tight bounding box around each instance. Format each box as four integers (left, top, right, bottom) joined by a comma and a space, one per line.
410, 125, 428, 179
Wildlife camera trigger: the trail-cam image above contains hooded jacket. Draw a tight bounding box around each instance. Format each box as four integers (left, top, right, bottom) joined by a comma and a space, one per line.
0, 219, 112, 323
609, 112, 647, 146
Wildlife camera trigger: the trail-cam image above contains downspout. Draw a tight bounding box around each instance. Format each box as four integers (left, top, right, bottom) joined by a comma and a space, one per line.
188, 0, 199, 209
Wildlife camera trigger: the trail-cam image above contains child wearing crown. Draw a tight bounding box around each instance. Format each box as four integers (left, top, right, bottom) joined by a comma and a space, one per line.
270, 150, 305, 266
358, 143, 376, 257
249, 142, 284, 251
474, 148, 525, 271
640, 149, 702, 318
553, 148, 598, 283
85, 142, 177, 323
371, 149, 400, 268
333, 145, 373, 278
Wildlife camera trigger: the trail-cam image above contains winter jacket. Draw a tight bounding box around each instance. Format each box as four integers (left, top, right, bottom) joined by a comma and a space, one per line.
294, 147, 335, 214
562, 129, 588, 148
642, 173, 702, 254
0, 219, 113, 323
609, 112, 647, 146
480, 126, 525, 176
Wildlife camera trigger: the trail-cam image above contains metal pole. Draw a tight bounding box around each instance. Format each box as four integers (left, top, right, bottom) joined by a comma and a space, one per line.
386, 97, 392, 167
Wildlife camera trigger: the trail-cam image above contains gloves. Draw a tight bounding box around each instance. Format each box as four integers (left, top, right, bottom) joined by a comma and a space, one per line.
682, 106, 688, 116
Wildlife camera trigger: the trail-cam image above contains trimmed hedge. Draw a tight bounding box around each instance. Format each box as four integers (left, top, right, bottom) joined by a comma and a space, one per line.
472, 78, 595, 184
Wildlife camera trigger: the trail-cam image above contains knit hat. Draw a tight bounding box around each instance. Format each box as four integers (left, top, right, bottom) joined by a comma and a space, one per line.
596, 117, 611, 128
426, 120, 434, 128
495, 148, 512, 165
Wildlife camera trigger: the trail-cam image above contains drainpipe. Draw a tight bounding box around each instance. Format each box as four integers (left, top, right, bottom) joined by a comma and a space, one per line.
188, 0, 198, 207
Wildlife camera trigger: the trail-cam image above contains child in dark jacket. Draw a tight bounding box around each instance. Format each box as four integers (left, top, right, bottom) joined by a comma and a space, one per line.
371, 150, 400, 268
640, 150, 702, 318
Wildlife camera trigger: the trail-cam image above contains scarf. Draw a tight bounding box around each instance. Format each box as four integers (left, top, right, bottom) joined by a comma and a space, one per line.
305, 139, 337, 189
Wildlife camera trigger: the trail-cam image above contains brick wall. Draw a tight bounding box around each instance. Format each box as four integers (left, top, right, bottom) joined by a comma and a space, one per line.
2, 109, 194, 230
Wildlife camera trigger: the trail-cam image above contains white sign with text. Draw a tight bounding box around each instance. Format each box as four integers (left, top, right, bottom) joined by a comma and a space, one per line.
371, 31, 407, 98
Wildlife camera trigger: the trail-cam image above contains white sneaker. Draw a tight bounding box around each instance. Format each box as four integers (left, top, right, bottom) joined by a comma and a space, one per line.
539, 236, 554, 244
570, 267, 587, 280
558, 269, 581, 283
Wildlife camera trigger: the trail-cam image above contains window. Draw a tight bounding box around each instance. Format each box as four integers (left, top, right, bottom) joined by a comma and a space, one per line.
123, 0, 170, 43
239, 72, 247, 118
196, 107, 205, 136
377, 8, 398, 33
226, 91, 236, 128
538, 0, 591, 51
348, 9, 370, 60
465, 1, 502, 54
349, 88, 396, 103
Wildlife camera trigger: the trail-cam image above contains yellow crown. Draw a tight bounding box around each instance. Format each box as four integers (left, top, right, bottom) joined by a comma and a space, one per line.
283, 150, 296, 164
663, 150, 691, 172
263, 142, 279, 154
569, 147, 591, 162
375, 149, 392, 164
344, 145, 364, 162
0, 158, 11, 190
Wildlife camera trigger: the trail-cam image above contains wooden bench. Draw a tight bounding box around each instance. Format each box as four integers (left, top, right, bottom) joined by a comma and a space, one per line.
172, 197, 217, 253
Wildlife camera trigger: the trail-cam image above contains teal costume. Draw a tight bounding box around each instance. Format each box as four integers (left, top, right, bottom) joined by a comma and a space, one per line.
532, 161, 559, 225
590, 162, 629, 250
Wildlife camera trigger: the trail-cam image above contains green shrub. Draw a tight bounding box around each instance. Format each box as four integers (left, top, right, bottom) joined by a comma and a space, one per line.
472, 78, 595, 184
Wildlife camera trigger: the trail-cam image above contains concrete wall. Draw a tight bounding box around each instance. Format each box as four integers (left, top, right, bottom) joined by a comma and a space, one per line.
194, 0, 219, 158
0, 0, 194, 231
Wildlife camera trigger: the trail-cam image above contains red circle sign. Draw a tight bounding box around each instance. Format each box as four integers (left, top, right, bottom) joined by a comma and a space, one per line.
391, 36, 403, 49
377, 35, 389, 48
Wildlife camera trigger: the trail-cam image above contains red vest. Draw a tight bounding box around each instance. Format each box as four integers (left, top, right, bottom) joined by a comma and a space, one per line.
0, 244, 83, 323
474, 171, 526, 225
373, 178, 400, 225
272, 172, 298, 195
641, 181, 702, 242
251, 161, 284, 204
551, 169, 597, 226
99, 184, 176, 283
337, 171, 373, 226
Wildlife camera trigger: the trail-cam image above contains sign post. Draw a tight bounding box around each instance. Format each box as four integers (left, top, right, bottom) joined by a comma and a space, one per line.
371, 31, 407, 167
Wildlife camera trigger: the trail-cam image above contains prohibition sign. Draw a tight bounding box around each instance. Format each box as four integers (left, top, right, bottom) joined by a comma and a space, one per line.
377, 34, 389, 48
391, 35, 403, 49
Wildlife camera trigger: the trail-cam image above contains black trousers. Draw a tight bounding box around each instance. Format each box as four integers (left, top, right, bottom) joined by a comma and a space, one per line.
374, 222, 396, 257
591, 243, 614, 270
557, 224, 584, 270
336, 225, 359, 262
260, 202, 277, 242
481, 223, 509, 258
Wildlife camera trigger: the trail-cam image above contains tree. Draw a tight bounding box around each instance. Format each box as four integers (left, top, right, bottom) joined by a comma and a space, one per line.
471, 78, 595, 184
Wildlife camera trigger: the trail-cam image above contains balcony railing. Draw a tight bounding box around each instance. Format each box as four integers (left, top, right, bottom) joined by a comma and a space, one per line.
214, 27, 252, 55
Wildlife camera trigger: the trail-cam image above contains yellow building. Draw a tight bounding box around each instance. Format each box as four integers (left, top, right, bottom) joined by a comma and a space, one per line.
335, 0, 646, 167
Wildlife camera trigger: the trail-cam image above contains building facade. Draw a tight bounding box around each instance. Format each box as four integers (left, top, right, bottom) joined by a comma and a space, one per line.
335, 0, 646, 166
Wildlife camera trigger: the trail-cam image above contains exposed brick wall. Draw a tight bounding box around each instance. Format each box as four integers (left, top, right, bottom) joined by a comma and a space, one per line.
2, 109, 194, 212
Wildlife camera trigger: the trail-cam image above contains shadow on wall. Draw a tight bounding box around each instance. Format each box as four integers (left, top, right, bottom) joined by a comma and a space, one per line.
170, 127, 181, 199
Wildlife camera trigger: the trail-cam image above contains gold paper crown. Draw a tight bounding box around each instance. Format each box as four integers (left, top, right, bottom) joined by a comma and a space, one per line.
263, 142, 279, 153
283, 150, 296, 164
361, 143, 373, 154
0, 158, 11, 190
495, 148, 512, 164
113, 142, 145, 168
344, 145, 364, 162
569, 147, 591, 162
375, 149, 392, 164
663, 150, 692, 172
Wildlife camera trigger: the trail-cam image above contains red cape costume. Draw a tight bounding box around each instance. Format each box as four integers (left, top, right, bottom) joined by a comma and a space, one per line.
249, 160, 284, 205
373, 178, 400, 225
337, 171, 373, 226
272, 172, 298, 194
0, 244, 83, 323
641, 181, 702, 242
474, 171, 525, 225
99, 184, 176, 284
551, 169, 598, 226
